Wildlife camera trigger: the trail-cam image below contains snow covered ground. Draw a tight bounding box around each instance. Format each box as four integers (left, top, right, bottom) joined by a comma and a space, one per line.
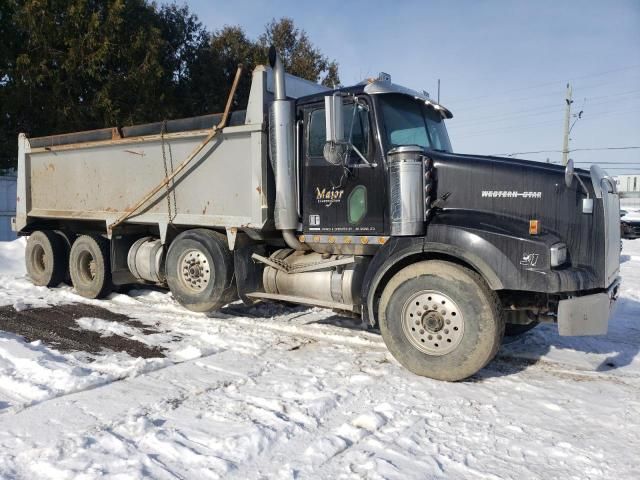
0, 238, 639, 479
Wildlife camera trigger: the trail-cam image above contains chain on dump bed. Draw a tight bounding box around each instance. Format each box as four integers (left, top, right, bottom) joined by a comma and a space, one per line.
160, 120, 177, 223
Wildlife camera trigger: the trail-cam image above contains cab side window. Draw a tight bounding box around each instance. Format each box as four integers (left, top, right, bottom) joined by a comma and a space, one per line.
309, 108, 327, 157
307, 102, 371, 161
344, 103, 370, 158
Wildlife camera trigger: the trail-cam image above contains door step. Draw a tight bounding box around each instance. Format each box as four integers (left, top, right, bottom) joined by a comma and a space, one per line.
245, 292, 357, 312
251, 253, 355, 274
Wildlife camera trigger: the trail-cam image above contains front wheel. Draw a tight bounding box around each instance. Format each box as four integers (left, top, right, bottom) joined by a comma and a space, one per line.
379, 261, 504, 381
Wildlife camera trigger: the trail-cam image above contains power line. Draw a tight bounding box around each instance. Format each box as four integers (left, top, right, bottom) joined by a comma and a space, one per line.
452, 90, 640, 126
572, 146, 640, 152
456, 121, 562, 138
452, 106, 564, 127
455, 91, 637, 127
577, 107, 640, 121
454, 120, 559, 138
447, 64, 640, 104
491, 146, 640, 157
451, 108, 640, 137
449, 89, 565, 111
448, 84, 640, 114
585, 88, 640, 102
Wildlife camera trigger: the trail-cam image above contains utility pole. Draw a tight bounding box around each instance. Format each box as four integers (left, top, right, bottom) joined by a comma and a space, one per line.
562, 83, 573, 166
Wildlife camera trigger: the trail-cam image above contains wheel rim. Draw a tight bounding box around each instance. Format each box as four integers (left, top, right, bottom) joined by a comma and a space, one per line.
178, 248, 211, 293
401, 290, 464, 356
77, 250, 97, 284
31, 244, 47, 275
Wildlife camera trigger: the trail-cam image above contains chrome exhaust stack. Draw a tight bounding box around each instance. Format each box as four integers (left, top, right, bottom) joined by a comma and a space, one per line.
268, 46, 309, 250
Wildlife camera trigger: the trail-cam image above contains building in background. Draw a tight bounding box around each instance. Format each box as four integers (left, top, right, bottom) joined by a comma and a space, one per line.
616, 175, 640, 193
0, 173, 17, 241
615, 175, 640, 210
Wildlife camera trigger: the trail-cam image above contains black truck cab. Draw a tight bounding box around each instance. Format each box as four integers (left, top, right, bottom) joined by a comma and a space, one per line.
293, 75, 621, 371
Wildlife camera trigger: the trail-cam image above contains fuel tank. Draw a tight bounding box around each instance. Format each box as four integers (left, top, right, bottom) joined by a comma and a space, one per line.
262, 249, 370, 307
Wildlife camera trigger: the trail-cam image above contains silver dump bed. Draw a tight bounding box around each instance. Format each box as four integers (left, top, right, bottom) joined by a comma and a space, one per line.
14, 66, 328, 236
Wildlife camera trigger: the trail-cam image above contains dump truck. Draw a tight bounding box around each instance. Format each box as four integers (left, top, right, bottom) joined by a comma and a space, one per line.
12, 48, 621, 381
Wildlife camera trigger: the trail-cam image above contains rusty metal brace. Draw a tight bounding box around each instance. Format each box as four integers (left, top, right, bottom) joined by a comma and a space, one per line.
108, 65, 244, 233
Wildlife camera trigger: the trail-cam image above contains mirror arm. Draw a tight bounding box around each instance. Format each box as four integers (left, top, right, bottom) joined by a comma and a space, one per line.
348, 144, 377, 168
345, 96, 375, 167
574, 172, 590, 198
347, 102, 357, 143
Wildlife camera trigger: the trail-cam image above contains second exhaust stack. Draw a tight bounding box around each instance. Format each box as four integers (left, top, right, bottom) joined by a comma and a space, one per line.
268, 46, 299, 232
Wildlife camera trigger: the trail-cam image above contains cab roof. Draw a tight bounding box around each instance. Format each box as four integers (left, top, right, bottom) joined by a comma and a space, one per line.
295, 78, 453, 119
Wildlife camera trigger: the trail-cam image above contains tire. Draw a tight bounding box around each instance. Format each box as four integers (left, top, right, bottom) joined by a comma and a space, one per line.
25, 230, 67, 287
53, 230, 74, 285
379, 260, 504, 381
165, 229, 236, 312
69, 234, 113, 299
505, 321, 539, 337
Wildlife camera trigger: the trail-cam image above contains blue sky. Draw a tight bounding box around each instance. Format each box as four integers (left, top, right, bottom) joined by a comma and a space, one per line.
185, 0, 639, 171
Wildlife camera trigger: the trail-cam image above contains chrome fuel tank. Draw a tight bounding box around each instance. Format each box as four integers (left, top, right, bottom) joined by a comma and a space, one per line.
262, 250, 370, 308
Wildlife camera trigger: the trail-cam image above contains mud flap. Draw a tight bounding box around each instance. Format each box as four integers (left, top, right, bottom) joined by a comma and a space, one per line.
557, 293, 611, 336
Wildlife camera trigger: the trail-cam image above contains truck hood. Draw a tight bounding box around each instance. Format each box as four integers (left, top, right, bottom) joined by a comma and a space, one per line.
426, 150, 608, 286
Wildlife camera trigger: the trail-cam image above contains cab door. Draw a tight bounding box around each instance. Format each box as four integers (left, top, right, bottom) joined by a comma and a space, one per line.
301, 99, 385, 236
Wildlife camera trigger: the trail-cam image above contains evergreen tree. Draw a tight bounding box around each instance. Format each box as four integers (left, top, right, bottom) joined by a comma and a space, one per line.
0, 2, 340, 170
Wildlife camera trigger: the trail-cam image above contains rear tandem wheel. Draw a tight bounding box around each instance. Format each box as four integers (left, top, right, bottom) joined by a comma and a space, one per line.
25, 230, 68, 287
68, 234, 113, 299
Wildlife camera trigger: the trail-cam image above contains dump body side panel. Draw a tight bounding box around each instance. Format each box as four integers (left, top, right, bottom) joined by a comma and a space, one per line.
16, 65, 330, 235
20, 124, 269, 232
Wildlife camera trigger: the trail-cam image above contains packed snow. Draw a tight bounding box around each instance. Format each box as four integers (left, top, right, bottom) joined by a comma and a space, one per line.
0, 237, 639, 479
621, 210, 640, 222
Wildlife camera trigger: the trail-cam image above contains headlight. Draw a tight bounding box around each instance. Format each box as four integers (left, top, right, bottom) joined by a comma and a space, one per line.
550, 243, 567, 267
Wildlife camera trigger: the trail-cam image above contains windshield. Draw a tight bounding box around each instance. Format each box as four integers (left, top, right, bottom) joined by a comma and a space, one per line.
379, 94, 452, 152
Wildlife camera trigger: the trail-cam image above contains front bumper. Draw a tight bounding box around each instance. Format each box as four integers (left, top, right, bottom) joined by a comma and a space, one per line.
557, 278, 621, 336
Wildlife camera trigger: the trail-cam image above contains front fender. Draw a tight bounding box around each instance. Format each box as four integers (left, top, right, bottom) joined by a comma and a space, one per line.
361, 220, 569, 326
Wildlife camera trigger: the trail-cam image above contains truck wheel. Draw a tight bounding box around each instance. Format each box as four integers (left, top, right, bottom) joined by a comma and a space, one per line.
53, 230, 74, 285
379, 260, 504, 381
69, 235, 113, 299
25, 230, 67, 287
165, 229, 236, 312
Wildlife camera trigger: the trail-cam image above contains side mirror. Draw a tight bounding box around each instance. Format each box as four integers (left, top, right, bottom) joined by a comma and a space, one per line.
564, 158, 574, 188
323, 93, 346, 165
322, 94, 375, 167
325, 93, 344, 143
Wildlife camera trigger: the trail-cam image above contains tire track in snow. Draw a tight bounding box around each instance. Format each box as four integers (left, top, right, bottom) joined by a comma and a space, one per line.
0, 349, 275, 479
228, 353, 394, 479
487, 354, 640, 388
